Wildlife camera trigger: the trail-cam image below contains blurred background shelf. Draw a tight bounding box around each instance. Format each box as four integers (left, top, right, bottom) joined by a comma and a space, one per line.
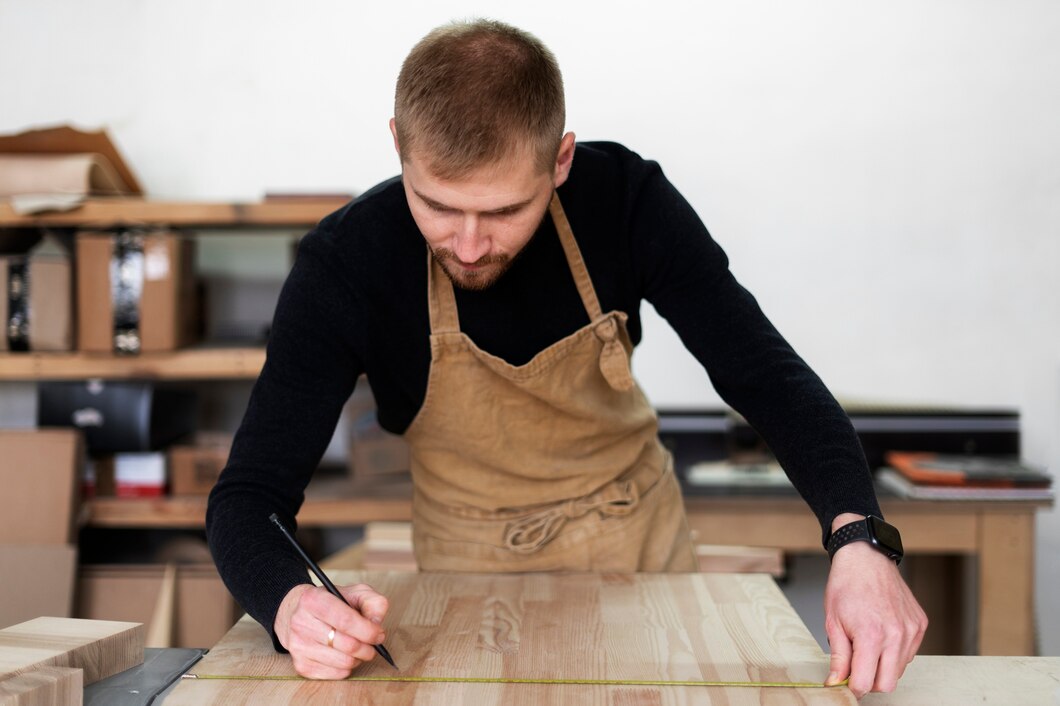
0, 346, 266, 381
0, 197, 349, 229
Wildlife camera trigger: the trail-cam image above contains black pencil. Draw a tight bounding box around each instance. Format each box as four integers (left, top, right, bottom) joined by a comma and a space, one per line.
269, 513, 398, 669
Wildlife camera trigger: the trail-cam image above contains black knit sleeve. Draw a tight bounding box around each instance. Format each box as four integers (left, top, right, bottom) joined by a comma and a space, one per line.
629, 161, 881, 544
206, 228, 362, 650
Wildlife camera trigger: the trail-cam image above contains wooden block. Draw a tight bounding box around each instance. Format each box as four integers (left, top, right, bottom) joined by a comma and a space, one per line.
695, 544, 785, 577
0, 666, 82, 706
0, 617, 143, 686
319, 541, 365, 571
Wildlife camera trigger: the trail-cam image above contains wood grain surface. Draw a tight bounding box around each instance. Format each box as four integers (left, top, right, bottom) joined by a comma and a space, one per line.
165, 572, 853, 705
0, 666, 83, 706
861, 656, 1060, 706
0, 617, 143, 686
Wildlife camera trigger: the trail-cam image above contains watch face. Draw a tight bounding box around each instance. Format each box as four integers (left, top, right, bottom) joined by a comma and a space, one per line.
868, 516, 904, 556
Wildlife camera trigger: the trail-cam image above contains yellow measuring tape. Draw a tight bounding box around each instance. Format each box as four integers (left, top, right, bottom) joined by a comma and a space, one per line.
183, 674, 847, 688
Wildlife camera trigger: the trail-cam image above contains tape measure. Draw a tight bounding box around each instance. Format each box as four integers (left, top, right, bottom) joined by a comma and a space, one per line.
182, 674, 848, 689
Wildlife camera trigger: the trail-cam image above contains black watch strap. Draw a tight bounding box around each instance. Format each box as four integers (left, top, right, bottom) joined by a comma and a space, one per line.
826, 515, 904, 565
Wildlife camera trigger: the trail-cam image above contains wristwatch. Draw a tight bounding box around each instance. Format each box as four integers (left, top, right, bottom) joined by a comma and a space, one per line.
826, 515, 904, 565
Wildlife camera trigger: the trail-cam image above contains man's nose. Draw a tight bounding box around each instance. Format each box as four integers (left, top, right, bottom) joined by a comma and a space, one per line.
452, 215, 489, 263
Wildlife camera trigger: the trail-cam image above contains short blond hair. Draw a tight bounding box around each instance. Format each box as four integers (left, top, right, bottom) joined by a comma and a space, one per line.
394, 19, 565, 179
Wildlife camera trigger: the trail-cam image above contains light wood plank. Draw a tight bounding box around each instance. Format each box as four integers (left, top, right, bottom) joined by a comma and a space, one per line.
0, 198, 347, 228
163, 572, 853, 705
860, 656, 1060, 705
0, 347, 266, 381
0, 618, 143, 686
978, 512, 1036, 655
0, 666, 83, 706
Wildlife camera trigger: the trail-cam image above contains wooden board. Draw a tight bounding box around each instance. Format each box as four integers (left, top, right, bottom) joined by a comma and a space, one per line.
0, 618, 143, 686
0, 347, 266, 382
0, 666, 82, 706
860, 656, 1060, 705
0, 198, 347, 228
164, 572, 853, 705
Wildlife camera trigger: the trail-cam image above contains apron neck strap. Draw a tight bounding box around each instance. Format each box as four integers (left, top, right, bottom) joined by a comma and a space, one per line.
425, 191, 605, 334
549, 192, 604, 321
427, 251, 461, 333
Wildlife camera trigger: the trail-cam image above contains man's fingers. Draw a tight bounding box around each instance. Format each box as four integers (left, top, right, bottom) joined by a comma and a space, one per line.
341, 583, 390, 625
326, 626, 382, 663
848, 633, 882, 699
291, 653, 360, 680
873, 641, 906, 694
304, 589, 384, 644
289, 615, 377, 669
825, 623, 852, 686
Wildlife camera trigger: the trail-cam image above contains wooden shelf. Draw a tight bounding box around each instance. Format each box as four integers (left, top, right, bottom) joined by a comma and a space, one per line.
83, 479, 414, 529
0, 347, 266, 381
0, 197, 349, 229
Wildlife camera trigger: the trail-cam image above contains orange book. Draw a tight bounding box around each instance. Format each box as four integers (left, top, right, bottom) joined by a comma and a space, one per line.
885, 451, 1051, 488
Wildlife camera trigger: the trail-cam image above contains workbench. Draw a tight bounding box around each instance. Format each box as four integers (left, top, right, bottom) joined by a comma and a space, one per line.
163, 571, 851, 705
152, 571, 1059, 705
683, 494, 1045, 655
83, 482, 1047, 656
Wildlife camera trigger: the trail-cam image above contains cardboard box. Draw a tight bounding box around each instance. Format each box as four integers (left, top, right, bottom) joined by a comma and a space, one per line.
346, 378, 409, 487
168, 435, 231, 496
0, 429, 83, 545
76, 564, 240, 649
0, 544, 77, 629
76, 230, 197, 353
0, 234, 74, 352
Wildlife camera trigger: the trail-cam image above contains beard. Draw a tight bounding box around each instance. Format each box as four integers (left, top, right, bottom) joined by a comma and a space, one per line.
428, 201, 551, 291
431, 249, 513, 291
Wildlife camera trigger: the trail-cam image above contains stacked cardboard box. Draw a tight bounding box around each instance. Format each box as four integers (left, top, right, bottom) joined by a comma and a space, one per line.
76, 230, 197, 354
0, 234, 74, 352
168, 432, 232, 496
0, 429, 83, 629
76, 564, 240, 650
346, 377, 410, 488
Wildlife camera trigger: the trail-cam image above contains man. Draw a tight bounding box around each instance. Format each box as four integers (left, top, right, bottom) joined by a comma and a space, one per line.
207, 19, 926, 698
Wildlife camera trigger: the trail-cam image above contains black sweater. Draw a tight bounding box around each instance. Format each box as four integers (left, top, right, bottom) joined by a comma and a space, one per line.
206, 141, 880, 645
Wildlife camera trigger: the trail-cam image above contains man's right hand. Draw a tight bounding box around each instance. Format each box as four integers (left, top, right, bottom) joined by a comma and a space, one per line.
274, 583, 390, 679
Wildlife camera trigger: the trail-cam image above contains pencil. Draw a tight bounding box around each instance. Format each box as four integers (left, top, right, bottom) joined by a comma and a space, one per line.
269, 513, 398, 669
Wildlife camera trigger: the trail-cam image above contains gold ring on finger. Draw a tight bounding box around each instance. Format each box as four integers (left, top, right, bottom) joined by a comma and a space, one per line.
326, 627, 336, 648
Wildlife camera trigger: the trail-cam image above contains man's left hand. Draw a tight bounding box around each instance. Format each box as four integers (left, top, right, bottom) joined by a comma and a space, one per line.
823, 513, 928, 699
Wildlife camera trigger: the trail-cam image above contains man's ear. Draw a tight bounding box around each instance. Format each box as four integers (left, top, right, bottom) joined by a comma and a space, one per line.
389, 118, 402, 157
552, 132, 576, 188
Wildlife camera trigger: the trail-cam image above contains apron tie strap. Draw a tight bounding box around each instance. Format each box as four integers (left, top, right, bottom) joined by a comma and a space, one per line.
503, 480, 640, 554
593, 317, 635, 391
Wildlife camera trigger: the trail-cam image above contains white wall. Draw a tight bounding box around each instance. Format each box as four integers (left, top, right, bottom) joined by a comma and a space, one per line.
2, 0, 1057, 653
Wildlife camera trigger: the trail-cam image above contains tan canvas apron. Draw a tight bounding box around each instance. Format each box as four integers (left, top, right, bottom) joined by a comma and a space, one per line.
404, 192, 696, 573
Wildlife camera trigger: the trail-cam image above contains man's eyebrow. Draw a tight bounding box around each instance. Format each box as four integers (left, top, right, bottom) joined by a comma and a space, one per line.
412, 188, 534, 215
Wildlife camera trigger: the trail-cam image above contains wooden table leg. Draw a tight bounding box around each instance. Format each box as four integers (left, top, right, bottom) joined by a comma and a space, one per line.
905, 554, 964, 654
978, 512, 1036, 655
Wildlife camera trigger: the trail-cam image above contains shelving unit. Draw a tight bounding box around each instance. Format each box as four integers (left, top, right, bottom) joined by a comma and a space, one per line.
84, 479, 415, 529
0, 197, 344, 381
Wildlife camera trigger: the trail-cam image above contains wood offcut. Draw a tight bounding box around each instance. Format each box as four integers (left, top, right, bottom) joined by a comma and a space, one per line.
0, 617, 143, 686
